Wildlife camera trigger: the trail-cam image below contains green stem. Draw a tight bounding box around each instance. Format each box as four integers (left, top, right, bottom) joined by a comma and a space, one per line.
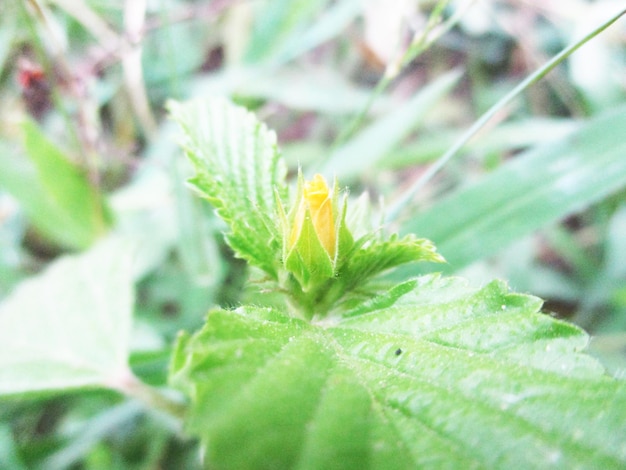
109, 369, 187, 423
385, 7, 626, 224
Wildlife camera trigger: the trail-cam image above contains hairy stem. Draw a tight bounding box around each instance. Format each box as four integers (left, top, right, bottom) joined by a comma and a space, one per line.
106, 368, 187, 423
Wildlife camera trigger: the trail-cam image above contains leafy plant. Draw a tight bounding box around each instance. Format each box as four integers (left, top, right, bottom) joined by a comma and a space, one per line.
3, 96, 625, 468
167, 98, 626, 468
2, 1, 626, 469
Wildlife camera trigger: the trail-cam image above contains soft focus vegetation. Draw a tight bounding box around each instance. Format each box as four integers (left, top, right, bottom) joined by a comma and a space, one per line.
1, 0, 626, 468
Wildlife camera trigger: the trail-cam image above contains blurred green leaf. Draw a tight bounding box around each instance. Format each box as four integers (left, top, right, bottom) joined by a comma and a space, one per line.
41, 401, 144, 470
0, 424, 28, 470
171, 274, 625, 469
22, 121, 111, 245
142, 19, 208, 99
0, 3, 18, 78
589, 333, 626, 378
243, 0, 331, 63
108, 165, 177, 282
191, 66, 391, 115
0, 237, 134, 396
0, 123, 110, 249
0, 192, 26, 297
0, 141, 82, 249
273, 0, 361, 64
380, 118, 577, 169
171, 156, 223, 289
402, 104, 626, 271
322, 70, 462, 180
169, 97, 287, 278
605, 203, 626, 279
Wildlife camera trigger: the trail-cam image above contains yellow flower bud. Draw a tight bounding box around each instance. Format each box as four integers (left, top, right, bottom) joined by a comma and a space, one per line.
290, 174, 336, 259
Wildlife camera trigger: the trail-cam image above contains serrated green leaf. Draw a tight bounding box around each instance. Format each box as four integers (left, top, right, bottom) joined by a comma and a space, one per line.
169, 97, 287, 278
335, 194, 355, 263
343, 234, 444, 286
0, 238, 134, 396
171, 275, 626, 469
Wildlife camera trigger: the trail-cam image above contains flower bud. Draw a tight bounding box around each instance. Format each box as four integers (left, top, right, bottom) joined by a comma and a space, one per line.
290, 174, 336, 259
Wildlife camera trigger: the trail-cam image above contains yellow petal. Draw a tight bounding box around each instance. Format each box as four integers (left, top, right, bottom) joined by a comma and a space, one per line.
290, 174, 336, 258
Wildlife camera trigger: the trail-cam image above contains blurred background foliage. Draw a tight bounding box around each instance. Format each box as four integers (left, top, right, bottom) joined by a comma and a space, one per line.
1, 0, 625, 468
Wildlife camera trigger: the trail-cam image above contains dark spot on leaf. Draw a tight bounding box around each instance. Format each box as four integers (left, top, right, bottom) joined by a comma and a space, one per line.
395, 348, 402, 356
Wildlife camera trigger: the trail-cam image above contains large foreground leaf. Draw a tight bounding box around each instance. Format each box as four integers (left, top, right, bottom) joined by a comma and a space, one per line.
0, 238, 134, 396
171, 275, 626, 469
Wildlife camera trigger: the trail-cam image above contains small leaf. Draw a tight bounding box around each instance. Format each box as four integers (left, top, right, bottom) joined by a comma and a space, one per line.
343, 234, 444, 286
0, 238, 135, 396
169, 98, 287, 278
171, 275, 626, 469
340, 279, 418, 318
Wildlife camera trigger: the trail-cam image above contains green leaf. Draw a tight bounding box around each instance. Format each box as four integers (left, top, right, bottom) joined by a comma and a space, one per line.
272, 0, 362, 65
0, 424, 27, 470
171, 275, 626, 469
401, 104, 626, 272
169, 97, 287, 278
0, 125, 111, 249
189, 66, 392, 115
343, 234, 444, 287
378, 118, 577, 169
0, 141, 68, 245
22, 121, 111, 247
339, 279, 418, 318
243, 0, 331, 63
41, 401, 144, 469
0, 237, 135, 396
321, 70, 462, 180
